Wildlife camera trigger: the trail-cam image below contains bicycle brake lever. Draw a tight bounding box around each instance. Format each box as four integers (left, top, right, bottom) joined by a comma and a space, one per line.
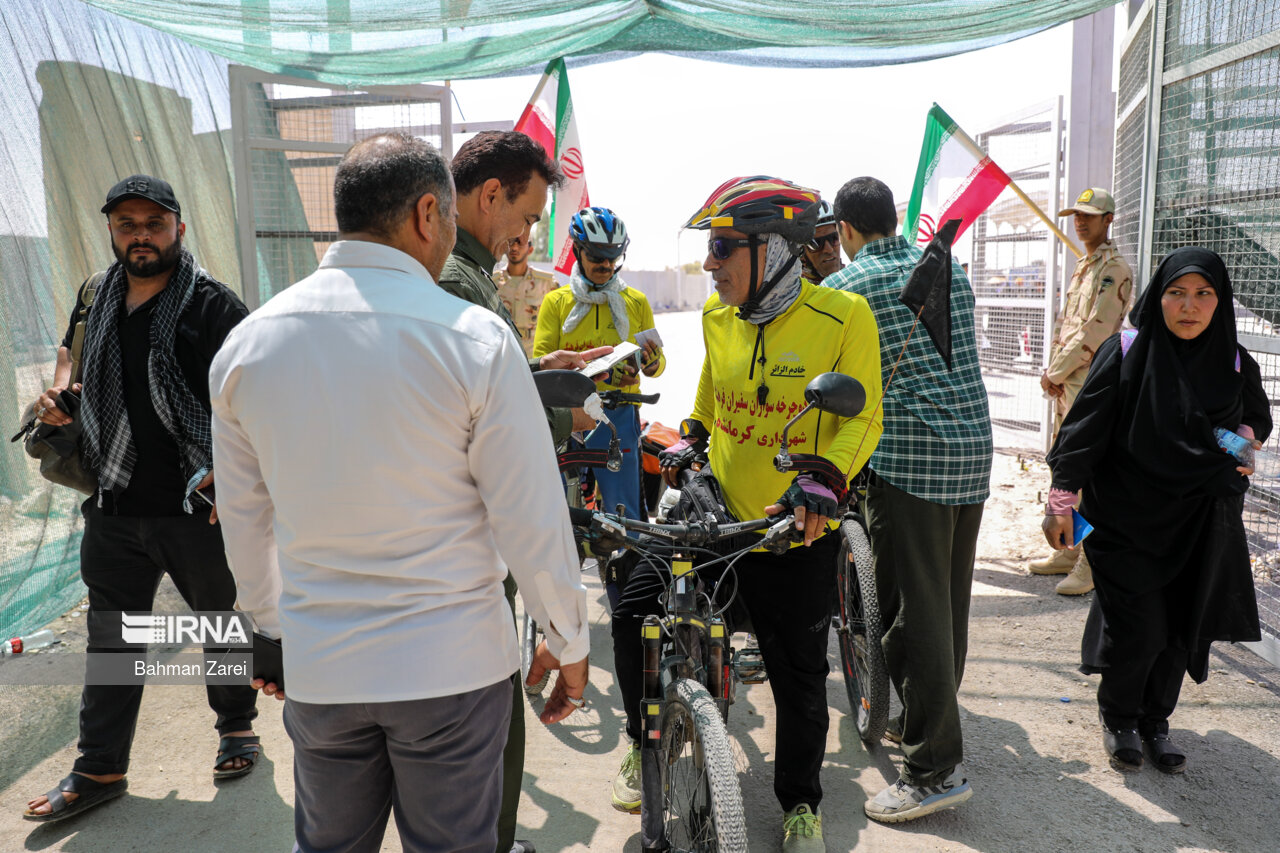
583, 393, 609, 425
761, 516, 797, 555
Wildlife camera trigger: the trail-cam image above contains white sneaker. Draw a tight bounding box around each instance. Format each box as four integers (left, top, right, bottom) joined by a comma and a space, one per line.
864, 765, 972, 823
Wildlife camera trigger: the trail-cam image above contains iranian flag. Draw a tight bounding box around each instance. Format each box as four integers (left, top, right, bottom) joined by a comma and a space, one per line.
904, 104, 1011, 247
515, 58, 589, 279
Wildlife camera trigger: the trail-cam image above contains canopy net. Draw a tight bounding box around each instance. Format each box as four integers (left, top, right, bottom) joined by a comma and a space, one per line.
1, 0, 1117, 637
76, 0, 1120, 84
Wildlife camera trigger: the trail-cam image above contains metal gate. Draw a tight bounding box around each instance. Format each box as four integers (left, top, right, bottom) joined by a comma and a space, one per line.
1119, 0, 1280, 666
969, 99, 1066, 454
229, 67, 511, 311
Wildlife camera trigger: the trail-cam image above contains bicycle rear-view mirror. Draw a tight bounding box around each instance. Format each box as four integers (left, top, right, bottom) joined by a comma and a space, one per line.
533, 370, 597, 408
803, 372, 866, 418
775, 372, 867, 472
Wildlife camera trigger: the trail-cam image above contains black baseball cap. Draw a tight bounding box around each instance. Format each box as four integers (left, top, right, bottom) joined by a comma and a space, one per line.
101, 174, 181, 216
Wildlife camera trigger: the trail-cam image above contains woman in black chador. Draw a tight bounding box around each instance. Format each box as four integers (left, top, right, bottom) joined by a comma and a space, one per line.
1043, 246, 1271, 774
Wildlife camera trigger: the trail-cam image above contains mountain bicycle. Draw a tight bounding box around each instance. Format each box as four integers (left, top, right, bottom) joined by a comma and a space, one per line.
569, 496, 796, 852
569, 370, 868, 852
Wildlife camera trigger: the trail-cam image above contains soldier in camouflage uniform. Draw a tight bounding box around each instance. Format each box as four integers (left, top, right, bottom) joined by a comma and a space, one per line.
494, 226, 557, 357
1030, 187, 1133, 595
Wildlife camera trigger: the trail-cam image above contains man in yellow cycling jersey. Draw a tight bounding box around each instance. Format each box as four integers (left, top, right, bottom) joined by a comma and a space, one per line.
609, 177, 882, 853
534, 207, 665, 522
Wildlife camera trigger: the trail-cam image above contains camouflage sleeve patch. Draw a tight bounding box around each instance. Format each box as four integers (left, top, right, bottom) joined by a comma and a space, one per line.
1100, 275, 1115, 289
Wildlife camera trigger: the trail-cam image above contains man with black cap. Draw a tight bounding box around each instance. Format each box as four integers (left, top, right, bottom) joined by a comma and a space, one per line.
23, 175, 260, 824
1029, 187, 1133, 595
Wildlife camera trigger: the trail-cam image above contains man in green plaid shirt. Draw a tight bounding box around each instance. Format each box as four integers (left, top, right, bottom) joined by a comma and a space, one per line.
824, 177, 992, 825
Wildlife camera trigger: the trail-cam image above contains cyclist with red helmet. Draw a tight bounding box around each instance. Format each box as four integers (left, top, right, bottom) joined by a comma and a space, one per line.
608, 177, 883, 851
800, 200, 844, 285
534, 207, 665, 522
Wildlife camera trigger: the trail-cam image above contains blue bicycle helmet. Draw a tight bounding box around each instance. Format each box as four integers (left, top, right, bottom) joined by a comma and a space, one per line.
569, 207, 630, 259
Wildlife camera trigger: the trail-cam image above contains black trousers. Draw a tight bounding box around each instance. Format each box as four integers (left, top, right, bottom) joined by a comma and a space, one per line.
865, 476, 984, 787
74, 500, 259, 775
611, 533, 839, 811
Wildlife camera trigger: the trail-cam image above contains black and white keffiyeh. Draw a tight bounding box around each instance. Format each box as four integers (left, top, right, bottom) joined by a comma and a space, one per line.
80, 248, 213, 509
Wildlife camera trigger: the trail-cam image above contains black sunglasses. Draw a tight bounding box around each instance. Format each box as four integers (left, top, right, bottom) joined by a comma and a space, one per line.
807, 232, 840, 251
584, 249, 623, 266
708, 237, 753, 260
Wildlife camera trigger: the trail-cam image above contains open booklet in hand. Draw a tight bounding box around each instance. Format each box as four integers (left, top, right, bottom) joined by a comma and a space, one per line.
578, 341, 641, 378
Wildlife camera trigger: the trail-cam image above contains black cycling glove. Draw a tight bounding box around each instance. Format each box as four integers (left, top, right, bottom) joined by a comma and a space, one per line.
659, 418, 710, 475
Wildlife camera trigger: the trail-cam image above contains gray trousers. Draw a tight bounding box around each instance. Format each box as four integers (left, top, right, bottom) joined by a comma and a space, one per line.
866, 475, 984, 786
285, 678, 513, 853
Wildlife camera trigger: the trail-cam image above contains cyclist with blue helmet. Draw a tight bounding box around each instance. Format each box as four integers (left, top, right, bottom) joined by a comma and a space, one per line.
533, 207, 665, 522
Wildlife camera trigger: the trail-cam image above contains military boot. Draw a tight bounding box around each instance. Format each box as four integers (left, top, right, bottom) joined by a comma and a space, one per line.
1056, 552, 1094, 595
1027, 548, 1078, 575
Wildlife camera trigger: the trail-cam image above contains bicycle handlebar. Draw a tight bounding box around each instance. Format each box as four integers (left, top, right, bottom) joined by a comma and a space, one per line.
567, 506, 794, 551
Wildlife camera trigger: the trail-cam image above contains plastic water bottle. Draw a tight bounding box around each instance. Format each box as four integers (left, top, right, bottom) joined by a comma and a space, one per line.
2, 629, 57, 656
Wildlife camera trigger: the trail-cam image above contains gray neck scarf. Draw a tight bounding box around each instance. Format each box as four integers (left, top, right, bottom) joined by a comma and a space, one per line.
738, 233, 803, 326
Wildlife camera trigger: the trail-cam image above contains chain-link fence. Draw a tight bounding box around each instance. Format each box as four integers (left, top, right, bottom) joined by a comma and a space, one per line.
969, 100, 1065, 453
1119, 0, 1280, 664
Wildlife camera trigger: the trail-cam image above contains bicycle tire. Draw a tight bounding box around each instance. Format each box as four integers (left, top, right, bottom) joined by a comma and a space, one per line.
835, 517, 889, 744
653, 678, 748, 852
521, 611, 549, 696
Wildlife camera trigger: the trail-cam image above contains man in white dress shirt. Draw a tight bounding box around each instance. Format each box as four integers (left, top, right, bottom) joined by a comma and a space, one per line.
209, 132, 590, 853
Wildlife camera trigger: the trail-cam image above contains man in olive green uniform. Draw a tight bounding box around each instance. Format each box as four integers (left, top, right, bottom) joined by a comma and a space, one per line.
1030, 187, 1133, 595
495, 227, 557, 357
439, 131, 605, 853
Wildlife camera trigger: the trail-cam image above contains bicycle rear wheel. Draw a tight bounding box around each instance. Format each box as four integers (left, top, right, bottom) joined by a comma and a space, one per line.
520, 611, 549, 696
652, 677, 748, 852
835, 517, 889, 744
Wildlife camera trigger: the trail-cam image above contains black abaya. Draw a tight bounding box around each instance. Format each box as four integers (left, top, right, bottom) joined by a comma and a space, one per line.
1047, 247, 1271, 690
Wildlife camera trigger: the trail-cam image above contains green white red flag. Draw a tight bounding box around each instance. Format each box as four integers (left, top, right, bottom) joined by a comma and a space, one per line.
904, 103, 1011, 247
515, 58, 588, 278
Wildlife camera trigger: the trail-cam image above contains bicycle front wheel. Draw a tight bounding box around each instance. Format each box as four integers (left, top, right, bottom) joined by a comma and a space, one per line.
653, 677, 748, 852
835, 517, 889, 744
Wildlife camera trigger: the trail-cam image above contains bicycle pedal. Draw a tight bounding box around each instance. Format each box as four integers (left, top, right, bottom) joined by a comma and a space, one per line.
732, 647, 768, 684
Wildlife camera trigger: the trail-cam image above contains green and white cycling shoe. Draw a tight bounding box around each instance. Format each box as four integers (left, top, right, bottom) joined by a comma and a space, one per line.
610, 743, 641, 813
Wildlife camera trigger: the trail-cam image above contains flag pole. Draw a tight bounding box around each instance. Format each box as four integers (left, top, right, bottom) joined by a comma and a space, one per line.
947, 122, 1083, 260
516, 62, 555, 126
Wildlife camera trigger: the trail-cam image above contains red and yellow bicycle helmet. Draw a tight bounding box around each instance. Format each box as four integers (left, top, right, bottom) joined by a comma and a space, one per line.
683, 176, 821, 246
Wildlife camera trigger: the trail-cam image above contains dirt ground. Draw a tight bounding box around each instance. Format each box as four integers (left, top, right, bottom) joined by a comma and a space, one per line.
2, 451, 1279, 853
2, 307, 1279, 851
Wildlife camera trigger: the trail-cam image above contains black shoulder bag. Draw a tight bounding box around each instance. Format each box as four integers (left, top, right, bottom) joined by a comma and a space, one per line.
9, 273, 105, 496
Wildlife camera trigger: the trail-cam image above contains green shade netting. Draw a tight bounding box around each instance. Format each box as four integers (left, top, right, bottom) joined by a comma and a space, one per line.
76, 0, 1120, 84
0, 0, 1121, 638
